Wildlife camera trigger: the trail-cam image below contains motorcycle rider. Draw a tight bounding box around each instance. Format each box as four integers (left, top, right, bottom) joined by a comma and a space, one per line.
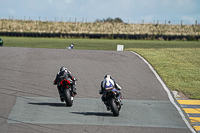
99, 74, 122, 110
53, 66, 77, 102
70, 43, 74, 49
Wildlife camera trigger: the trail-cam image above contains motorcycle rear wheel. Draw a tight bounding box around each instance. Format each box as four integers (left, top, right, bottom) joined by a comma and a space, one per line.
109, 98, 119, 116
63, 89, 73, 107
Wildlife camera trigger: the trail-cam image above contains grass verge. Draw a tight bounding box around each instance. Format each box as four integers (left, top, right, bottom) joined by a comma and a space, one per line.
2, 36, 200, 50
126, 48, 200, 99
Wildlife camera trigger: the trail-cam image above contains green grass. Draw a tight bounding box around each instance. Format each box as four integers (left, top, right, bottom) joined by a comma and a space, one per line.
2, 37, 200, 50
1, 36, 200, 99
127, 48, 200, 99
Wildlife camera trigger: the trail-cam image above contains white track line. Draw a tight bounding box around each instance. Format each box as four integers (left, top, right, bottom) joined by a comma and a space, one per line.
130, 51, 196, 133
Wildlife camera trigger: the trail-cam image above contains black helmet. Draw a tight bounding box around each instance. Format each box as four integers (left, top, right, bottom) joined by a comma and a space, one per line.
104, 74, 112, 79
60, 66, 67, 72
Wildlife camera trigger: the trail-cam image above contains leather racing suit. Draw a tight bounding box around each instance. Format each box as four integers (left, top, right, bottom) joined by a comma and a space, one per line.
99, 78, 122, 106
53, 70, 77, 101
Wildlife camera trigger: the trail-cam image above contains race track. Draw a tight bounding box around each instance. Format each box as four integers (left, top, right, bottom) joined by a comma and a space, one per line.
0, 47, 194, 133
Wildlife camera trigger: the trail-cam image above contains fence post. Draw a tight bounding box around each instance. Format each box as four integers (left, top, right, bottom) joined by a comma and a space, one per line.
75, 18, 77, 28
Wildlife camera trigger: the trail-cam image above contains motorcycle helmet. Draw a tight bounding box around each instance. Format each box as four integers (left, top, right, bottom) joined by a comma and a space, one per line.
60, 66, 67, 72
104, 74, 112, 79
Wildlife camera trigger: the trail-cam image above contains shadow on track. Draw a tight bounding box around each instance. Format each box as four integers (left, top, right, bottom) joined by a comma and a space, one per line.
28, 102, 66, 107
70, 112, 112, 117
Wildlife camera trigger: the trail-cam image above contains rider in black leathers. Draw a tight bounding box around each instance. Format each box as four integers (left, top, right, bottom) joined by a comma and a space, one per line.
53, 66, 77, 102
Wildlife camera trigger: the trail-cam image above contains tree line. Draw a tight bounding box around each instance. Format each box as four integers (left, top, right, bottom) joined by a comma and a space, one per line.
95, 17, 123, 23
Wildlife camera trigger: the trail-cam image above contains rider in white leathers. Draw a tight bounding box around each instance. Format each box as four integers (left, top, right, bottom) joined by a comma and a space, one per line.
99, 74, 122, 110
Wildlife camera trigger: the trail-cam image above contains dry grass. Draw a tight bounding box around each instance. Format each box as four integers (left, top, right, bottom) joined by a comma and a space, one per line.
1, 19, 200, 36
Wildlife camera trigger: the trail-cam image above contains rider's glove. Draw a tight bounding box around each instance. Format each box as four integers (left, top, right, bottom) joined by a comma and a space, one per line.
72, 77, 78, 81
53, 81, 57, 85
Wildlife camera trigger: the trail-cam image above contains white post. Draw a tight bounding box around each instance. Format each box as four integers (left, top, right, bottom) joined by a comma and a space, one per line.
117, 45, 124, 51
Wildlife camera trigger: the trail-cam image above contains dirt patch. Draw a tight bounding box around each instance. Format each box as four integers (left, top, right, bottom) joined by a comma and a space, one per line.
178, 91, 190, 99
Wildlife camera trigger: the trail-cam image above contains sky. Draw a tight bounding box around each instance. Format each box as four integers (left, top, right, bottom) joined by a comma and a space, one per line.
1, 0, 200, 25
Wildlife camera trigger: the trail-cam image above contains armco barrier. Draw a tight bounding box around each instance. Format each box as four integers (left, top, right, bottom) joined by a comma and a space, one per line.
0, 32, 199, 41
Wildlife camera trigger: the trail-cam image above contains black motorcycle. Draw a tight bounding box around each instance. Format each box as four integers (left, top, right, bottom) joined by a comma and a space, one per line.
105, 88, 122, 116
59, 79, 77, 107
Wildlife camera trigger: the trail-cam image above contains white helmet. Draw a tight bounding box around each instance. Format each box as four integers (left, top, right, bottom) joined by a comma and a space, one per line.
104, 74, 112, 79
60, 66, 67, 72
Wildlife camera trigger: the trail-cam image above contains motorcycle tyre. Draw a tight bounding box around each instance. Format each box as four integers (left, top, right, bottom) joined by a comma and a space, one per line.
63, 89, 73, 107
109, 98, 119, 116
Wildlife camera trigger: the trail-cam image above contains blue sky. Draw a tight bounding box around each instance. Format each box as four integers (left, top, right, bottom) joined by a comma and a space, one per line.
1, 0, 200, 24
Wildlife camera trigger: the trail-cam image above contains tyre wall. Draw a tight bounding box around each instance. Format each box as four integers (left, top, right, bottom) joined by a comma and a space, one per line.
0, 32, 199, 41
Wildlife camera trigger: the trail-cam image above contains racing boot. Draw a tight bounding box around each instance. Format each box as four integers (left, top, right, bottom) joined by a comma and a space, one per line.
104, 100, 110, 110
60, 94, 64, 102
116, 96, 123, 105
58, 87, 64, 102
72, 85, 77, 95
119, 99, 123, 105
106, 105, 111, 111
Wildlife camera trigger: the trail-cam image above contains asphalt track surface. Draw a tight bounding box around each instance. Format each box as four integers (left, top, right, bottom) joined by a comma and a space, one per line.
0, 47, 194, 133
